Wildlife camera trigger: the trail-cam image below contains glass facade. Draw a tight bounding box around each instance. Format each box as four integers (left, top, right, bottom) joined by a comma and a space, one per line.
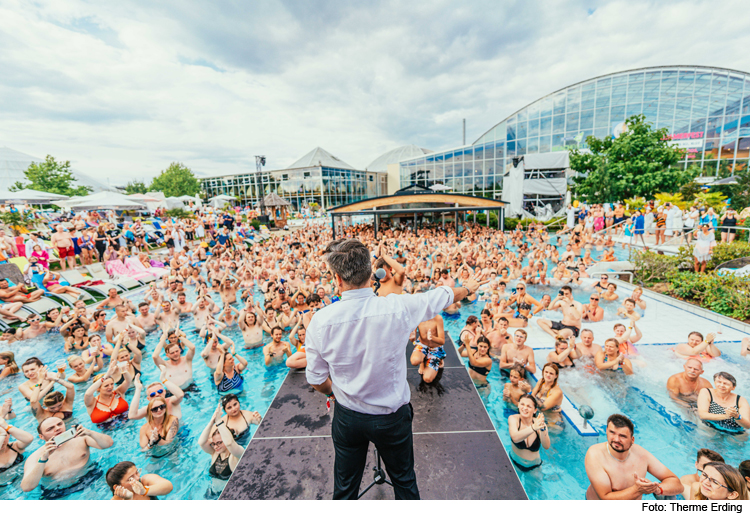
401, 66, 750, 189
201, 166, 387, 210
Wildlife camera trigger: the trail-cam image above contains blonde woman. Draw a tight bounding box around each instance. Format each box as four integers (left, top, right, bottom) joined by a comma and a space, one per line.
139, 397, 179, 451
0, 351, 19, 379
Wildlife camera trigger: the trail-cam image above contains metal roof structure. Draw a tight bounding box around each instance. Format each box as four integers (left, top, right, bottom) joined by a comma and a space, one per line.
285, 147, 355, 170
0, 146, 112, 192
365, 145, 433, 172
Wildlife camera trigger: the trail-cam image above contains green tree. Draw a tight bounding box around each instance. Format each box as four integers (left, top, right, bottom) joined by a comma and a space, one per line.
149, 162, 200, 197
11, 155, 91, 196
569, 114, 693, 203
125, 180, 148, 194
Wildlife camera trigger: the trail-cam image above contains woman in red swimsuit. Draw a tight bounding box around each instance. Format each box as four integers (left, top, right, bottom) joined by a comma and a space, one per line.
84, 363, 132, 425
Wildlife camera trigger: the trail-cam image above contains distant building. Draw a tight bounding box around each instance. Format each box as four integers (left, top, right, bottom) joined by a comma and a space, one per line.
399, 65, 750, 193
200, 146, 389, 210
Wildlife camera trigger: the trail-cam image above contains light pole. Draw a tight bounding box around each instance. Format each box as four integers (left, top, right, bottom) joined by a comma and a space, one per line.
255, 155, 266, 217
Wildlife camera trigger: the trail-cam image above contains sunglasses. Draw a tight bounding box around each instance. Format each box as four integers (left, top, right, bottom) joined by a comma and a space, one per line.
590, 297, 599, 301
151, 404, 166, 413
149, 389, 165, 398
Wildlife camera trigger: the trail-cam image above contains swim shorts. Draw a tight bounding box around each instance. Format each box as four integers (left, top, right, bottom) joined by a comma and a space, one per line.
57, 246, 73, 259
414, 340, 446, 372
549, 320, 580, 337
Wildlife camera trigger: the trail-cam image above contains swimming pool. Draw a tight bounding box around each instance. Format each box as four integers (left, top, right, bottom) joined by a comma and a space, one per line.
0, 286, 288, 500
443, 289, 750, 500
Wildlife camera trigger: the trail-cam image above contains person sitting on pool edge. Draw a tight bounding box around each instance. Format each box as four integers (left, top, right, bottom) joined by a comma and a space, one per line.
106, 461, 173, 500
666, 358, 712, 407
410, 314, 446, 383
688, 462, 749, 500
697, 371, 750, 433
537, 286, 582, 341
595, 338, 633, 375
584, 414, 682, 500
20, 418, 113, 495
673, 331, 721, 361
679, 448, 724, 499
507, 394, 550, 471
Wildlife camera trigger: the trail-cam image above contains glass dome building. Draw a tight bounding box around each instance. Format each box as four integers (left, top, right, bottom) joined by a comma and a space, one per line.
400, 66, 750, 193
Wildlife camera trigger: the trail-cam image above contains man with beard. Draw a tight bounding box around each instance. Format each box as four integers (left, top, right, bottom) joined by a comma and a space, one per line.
584, 414, 681, 500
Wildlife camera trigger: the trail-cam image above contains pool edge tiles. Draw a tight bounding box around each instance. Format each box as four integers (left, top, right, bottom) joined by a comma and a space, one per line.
220, 336, 527, 500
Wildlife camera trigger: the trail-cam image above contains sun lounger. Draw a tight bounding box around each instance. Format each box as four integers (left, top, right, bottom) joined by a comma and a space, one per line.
23, 296, 63, 318
57, 270, 112, 299
85, 263, 143, 291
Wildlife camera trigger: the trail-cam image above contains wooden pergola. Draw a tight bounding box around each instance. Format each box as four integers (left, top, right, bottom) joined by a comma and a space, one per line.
259, 192, 293, 228
329, 186, 508, 239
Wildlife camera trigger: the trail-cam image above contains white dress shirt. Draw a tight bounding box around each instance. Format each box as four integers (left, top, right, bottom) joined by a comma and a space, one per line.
305, 285, 455, 415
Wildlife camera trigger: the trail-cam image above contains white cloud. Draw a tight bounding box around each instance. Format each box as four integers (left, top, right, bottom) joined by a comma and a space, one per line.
0, 0, 748, 186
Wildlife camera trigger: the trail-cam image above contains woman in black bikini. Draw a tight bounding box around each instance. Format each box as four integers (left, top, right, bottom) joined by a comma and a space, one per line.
0, 416, 33, 486
199, 403, 245, 498
219, 394, 261, 446
508, 394, 550, 471
468, 336, 493, 386
458, 315, 480, 357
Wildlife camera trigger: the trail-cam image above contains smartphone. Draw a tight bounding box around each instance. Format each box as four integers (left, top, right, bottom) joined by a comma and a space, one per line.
53, 429, 76, 446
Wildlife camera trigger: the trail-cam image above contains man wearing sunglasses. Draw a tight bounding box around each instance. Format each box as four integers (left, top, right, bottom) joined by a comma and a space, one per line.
128, 370, 185, 421
585, 414, 681, 500
582, 294, 604, 322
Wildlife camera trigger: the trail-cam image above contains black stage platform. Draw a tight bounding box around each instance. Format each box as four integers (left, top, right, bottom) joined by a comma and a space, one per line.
220, 336, 527, 500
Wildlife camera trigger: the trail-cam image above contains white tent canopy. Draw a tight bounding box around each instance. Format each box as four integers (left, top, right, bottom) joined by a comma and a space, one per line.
54, 191, 146, 210
0, 188, 68, 204
501, 151, 573, 219
164, 197, 186, 210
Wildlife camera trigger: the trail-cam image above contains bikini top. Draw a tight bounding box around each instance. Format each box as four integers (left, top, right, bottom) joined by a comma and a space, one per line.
513, 419, 541, 452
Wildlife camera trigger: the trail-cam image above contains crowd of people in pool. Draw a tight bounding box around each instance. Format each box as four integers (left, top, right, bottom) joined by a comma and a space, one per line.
0, 206, 749, 500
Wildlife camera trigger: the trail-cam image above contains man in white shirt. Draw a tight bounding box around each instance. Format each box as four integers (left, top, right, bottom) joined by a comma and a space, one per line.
25, 233, 49, 258
305, 239, 479, 500
665, 203, 683, 240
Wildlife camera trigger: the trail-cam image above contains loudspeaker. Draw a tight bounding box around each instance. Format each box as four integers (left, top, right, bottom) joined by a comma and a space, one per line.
258, 215, 270, 223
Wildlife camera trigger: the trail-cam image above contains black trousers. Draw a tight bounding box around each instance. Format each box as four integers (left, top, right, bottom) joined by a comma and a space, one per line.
331, 402, 419, 500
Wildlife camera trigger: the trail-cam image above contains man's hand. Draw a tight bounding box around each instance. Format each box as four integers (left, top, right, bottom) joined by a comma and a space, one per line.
633, 473, 659, 495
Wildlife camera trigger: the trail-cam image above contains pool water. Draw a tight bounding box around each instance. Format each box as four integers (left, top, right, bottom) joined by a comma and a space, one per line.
444, 293, 750, 500
0, 286, 288, 500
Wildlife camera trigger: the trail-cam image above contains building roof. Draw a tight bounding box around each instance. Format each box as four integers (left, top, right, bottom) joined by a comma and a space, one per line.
365, 145, 433, 172
0, 146, 112, 192
329, 190, 506, 214
259, 192, 292, 207
286, 147, 355, 170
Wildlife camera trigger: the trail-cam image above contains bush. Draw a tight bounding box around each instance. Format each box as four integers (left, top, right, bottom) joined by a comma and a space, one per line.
666, 271, 750, 321
631, 250, 682, 285
503, 217, 564, 231
250, 219, 260, 230
473, 212, 499, 229
164, 208, 195, 219
676, 241, 750, 271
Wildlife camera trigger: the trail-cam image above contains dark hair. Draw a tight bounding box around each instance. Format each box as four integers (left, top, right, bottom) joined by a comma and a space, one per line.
607, 414, 634, 435
221, 394, 240, 410
271, 326, 283, 334
518, 394, 538, 409
510, 366, 526, 379
624, 297, 636, 305
323, 239, 371, 287
476, 336, 490, 349
481, 309, 491, 317
696, 448, 724, 464
713, 371, 737, 387
561, 285, 572, 293
106, 461, 136, 491
22, 357, 44, 369
541, 362, 560, 388
739, 460, 750, 480
688, 331, 704, 341
698, 462, 749, 500
466, 315, 478, 325
307, 293, 321, 305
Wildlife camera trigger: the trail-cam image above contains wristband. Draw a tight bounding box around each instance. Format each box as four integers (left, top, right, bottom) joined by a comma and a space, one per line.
143, 486, 151, 496
38, 458, 48, 464
656, 485, 663, 495
214, 421, 225, 427
326, 393, 334, 398
3, 425, 11, 432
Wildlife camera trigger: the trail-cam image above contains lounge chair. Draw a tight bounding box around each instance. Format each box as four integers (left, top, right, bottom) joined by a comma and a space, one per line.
57, 270, 114, 299
11, 257, 98, 306
23, 296, 64, 318
0, 304, 34, 329
84, 263, 143, 291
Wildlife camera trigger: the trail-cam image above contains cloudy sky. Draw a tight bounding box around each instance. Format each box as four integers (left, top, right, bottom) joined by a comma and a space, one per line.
1, 0, 749, 187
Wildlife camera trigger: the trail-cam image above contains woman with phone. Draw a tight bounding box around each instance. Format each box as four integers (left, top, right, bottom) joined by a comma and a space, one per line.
199, 403, 245, 498
106, 461, 173, 500
508, 394, 550, 471
138, 397, 179, 452
84, 362, 131, 426
0, 416, 34, 485
29, 366, 76, 423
